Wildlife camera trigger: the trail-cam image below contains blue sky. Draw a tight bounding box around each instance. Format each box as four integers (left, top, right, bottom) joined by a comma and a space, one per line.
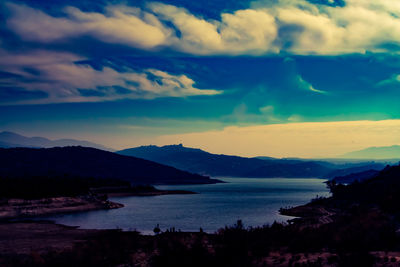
1, 0, 400, 156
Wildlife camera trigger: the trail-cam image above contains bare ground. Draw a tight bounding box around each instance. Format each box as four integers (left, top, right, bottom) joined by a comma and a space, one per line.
0, 196, 123, 220
0, 221, 99, 255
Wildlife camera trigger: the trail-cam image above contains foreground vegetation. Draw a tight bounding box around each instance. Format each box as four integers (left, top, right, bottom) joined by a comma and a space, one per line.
0, 216, 398, 267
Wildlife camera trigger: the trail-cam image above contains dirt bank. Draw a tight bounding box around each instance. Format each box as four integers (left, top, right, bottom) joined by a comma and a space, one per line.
0, 196, 123, 220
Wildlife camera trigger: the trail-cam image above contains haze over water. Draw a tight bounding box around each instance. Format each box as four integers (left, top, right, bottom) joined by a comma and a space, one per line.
44, 178, 329, 234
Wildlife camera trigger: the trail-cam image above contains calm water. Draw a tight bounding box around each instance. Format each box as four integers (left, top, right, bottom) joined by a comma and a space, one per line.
43, 178, 329, 234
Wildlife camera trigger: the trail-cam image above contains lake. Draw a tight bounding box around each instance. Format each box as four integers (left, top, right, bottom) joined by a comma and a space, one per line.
43, 178, 329, 234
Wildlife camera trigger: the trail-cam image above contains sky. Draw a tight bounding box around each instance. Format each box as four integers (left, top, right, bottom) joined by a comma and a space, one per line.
1, 0, 400, 157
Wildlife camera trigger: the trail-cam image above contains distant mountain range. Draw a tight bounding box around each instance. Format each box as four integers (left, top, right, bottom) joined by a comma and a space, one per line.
340, 145, 400, 159
117, 144, 386, 178
0, 131, 113, 151
0, 147, 219, 185
0, 131, 390, 180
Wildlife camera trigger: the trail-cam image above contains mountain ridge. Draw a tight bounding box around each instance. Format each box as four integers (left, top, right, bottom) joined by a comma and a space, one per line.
0, 131, 113, 151
117, 144, 386, 178
340, 145, 400, 159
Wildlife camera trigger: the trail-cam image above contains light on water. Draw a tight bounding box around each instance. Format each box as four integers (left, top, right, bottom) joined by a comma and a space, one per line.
43, 178, 329, 234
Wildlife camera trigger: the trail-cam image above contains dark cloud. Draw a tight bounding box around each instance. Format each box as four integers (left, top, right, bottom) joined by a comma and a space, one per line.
0, 86, 48, 103
307, 0, 345, 7
0, 71, 22, 79
78, 88, 106, 97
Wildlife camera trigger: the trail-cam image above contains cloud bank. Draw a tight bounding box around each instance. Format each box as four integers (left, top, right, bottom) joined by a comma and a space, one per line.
5, 0, 400, 55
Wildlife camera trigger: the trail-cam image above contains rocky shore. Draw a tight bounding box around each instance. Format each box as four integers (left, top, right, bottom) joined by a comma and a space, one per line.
91, 186, 196, 197
0, 186, 197, 220
279, 203, 338, 228
0, 195, 123, 220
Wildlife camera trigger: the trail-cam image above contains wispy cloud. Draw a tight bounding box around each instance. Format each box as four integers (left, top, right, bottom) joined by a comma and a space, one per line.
376, 74, 400, 87
0, 49, 220, 105
296, 75, 328, 94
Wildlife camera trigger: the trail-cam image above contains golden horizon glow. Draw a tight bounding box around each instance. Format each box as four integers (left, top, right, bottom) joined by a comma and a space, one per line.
137, 120, 400, 158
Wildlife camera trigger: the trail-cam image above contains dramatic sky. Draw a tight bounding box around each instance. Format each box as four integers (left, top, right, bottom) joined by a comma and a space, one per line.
1, 0, 400, 157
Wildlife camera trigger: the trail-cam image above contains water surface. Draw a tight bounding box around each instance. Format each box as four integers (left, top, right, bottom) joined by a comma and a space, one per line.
44, 178, 329, 234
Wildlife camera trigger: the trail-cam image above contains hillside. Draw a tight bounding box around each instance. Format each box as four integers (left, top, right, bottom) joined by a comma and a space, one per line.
330, 169, 380, 184
328, 164, 400, 211
0, 147, 218, 185
117, 144, 332, 177
0, 131, 112, 151
285, 163, 400, 224
325, 163, 385, 179
340, 145, 400, 159
117, 144, 385, 178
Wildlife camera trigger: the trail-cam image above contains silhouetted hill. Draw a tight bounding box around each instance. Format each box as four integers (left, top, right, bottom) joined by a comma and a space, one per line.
117, 144, 380, 178
0, 147, 218, 185
118, 144, 333, 177
324, 163, 385, 179
0, 131, 113, 151
259, 156, 391, 168
331, 169, 380, 184
0, 140, 22, 148
327, 164, 400, 214
340, 145, 400, 159
117, 144, 387, 178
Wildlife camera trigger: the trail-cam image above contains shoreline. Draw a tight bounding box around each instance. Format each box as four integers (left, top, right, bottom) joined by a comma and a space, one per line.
0, 188, 197, 221
0, 196, 124, 221
106, 189, 197, 197
279, 202, 337, 228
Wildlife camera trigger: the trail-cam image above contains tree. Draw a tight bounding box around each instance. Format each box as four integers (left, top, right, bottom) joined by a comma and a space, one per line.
153, 224, 161, 235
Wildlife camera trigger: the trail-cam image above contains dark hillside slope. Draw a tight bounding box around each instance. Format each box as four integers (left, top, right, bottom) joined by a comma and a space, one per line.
327, 164, 400, 213
331, 169, 380, 184
0, 147, 218, 185
118, 144, 384, 178
325, 163, 385, 179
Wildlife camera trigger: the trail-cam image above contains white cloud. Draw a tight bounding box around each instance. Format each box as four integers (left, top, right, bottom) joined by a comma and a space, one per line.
259, 105, 274, 114
6, 3, 172, 49
150, 120, 400, 158
5, 1, 400, 55
266, 0, 400, 54
0, 50, 220, 104
150, 3, 278, 55
375, 72, 400, 88
296, 75, 327, 94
